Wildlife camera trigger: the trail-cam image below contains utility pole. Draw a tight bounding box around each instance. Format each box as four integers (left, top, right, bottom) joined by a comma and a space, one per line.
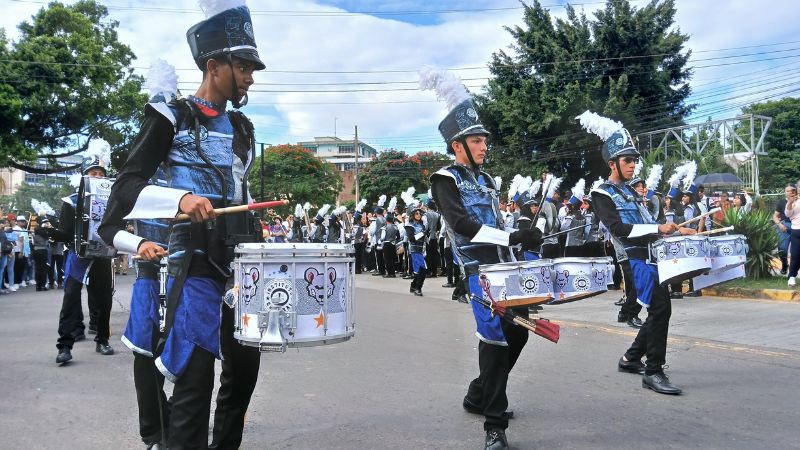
334, 117, 338, 138
354, 125, 359, 204
260, 142, 266, 218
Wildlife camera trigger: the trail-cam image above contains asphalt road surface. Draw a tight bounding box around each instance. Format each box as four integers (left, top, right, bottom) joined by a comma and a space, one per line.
1, 272, 798, 449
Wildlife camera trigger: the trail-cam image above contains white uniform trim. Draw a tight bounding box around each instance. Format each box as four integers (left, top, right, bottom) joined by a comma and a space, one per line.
628, 224, 659, 238
121, 335, 153, 357
535, 218, 547, 233
433, 168, 456, 179
475, 332, 509, 346
124, 185, 189, 220
589, 188, 612, 198
471, 225, 510, 247
112, 230, 145, 255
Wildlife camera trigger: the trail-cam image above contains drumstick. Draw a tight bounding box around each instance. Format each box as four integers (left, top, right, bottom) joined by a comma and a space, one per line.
542, 224, 586, 240
175, 200, 289, 221
471, 294, 560, 343
675, 207, 720, 228
696, 225, 734, 236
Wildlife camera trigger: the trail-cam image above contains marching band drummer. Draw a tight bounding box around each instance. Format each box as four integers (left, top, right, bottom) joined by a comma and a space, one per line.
423, 69, 542, 450
579, 111, 695, 395
97, 1, 267, 447
51, 156, 116, 365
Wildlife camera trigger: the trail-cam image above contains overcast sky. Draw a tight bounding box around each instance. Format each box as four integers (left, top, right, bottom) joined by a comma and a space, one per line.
3, 0, 799, 153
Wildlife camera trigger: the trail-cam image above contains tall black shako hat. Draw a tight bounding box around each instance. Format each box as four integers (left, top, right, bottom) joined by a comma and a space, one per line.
419, 68, 489, 169
83, 139, 111, 176
187, 0, 265, 106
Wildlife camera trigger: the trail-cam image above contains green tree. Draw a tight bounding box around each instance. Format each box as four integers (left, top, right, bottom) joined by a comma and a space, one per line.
476, 0, 692, 187
356, 149, 430, 205
0, 0, 146, 169
741, 98, 800, 191
11, 179, 74, 217
248, 145, 342, 215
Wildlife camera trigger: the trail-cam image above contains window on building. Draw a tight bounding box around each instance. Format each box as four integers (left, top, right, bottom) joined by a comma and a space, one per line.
303, 145, 317, 153
338, 145, 354, 154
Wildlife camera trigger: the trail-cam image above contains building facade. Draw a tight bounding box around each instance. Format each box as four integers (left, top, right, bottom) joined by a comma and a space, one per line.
296, 137, 378, 203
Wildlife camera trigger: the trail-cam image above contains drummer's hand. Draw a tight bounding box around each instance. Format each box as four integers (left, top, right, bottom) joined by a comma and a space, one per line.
179, 194, 216, 223
677, 227, 697, 235
658, 223, 678, 235
137, 241, 167, 261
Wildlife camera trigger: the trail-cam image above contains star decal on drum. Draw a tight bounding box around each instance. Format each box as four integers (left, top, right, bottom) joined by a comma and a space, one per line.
242, 314, 250, 327
672, 259, 679, 264
314, 311, 325, 328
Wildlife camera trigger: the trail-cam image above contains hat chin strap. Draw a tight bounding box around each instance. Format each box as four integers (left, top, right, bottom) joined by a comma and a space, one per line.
226, 53, 247, 109
459, 137, 480, 174
614, 158, 630, 182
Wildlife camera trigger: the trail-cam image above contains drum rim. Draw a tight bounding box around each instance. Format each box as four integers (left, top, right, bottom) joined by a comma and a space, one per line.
479, 259, 553, 272
552, 256, 613, 264
653, 235, 710, 244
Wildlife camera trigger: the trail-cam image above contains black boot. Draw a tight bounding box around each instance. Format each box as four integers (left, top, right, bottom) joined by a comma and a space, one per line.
485, 429, 509, 450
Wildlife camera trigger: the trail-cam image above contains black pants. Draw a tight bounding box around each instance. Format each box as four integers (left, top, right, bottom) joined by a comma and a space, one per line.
133, 331, 170, 445
56, 260, 113, 349
624, 282, 671, 373
382, 244, 396, 276
167, 305, 261, 449
353, 243, 365, 273
33, 249, 49, 289
619, 260, 642, 318
375, 246, 386, 274
788, 229, 800, 278
14, 253, 27, 284
425, 241, 439, 276
464, 309, 529, 431
606, 244, 623, 289
444, 246, 456, 284
50, 253, 64, 286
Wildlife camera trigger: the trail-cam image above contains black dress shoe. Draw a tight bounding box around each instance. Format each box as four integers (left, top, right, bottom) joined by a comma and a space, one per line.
457, 295, 469, 304
614, 297, 625, 306
617, 311, 628, 323
383, 274, 397, 278
402, 275, 414, 279
627, 316, 643, 329
442, 283, 455, 288
485, 429, 509, 450
96, 342, 115, 355
642, 371, 682, 395
413, 290, 423, 297
618, 357, 645, 374
56, 349, 72, 364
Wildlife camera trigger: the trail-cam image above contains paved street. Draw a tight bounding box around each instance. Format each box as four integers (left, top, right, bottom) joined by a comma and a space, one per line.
1, 273, 799, 449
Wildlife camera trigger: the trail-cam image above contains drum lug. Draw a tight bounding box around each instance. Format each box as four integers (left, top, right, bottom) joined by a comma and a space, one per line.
258, 308, 287, 353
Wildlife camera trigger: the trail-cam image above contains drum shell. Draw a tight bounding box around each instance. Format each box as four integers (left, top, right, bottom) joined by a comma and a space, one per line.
550, 257, 612, 304
708, 234, 748, 274
693, 263, 745, 290
232, 243, 356, 349
650, 235, 711, 284
478, 260, 554, 307
76, 176, 116, 258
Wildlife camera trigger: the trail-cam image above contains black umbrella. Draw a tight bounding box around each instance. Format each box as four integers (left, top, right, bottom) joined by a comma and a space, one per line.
694, 173, 743, 187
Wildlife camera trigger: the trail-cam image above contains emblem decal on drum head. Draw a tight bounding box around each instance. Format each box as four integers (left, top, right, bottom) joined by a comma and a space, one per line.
304, 267, 336, 306
264, 279, 293, 310
555, 271, 570, 290
573, 275, 591, 292
719, 244, 733, 256
592, 268, 605, 286
667, 242, 681, 256
686, 245, 698, 257
520, 276, 540, 295
241, 267, 259, 306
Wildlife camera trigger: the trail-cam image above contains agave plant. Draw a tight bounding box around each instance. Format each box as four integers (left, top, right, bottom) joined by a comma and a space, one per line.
721, 208, 778, 279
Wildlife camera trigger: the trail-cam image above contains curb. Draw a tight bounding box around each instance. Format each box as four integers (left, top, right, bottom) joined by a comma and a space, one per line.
702, 286, 800, 302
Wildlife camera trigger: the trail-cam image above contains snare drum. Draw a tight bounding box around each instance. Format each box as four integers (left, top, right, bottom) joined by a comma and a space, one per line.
478, 260, 554, 308
649, 235, 711, 284
708, 234, 748, 273
75, 175, 116, 258
692, 263, 745, 290
550, 257, 613, 304
231, 243, 356, 352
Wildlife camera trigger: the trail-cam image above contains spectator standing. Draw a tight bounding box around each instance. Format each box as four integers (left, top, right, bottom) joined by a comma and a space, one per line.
3, 217, 17, 291
774, 184, 793, 275
784, 185, 799, 287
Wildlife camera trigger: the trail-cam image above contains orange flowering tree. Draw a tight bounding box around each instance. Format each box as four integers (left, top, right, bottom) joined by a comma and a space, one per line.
356, 149, 451, 206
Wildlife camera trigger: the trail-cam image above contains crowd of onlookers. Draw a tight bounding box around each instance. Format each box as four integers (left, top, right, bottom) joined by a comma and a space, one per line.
0, 213, 65, 294
775, 181, 800, 286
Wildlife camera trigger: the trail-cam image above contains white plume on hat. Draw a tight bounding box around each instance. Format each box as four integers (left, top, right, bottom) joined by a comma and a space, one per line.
546, 176, 563, 199
146, 59, 178, 99
528, 179, 542, 198
633, 159, 643, 178
668, 161, 694, 188
418, 67, 471, 111
294, 203, 303, 217
575, 110, 624, 141
86, 139, 111, 169
355, 199, 367, 212
317, 204, 331, 217
31, 199, 56, 216
645, 164, 663, 192
507, 174, 524, 199
332, 206, 347, 217
376, 195, 387, 208
69, 173, 83, 188
682, 160, 698, 191
199, 0, 246, 18
591, 177, 604, 191
571, 178, 586, 200
387, 196, 397, 213
400, 187, 416, 206
493, 176, 502, 191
